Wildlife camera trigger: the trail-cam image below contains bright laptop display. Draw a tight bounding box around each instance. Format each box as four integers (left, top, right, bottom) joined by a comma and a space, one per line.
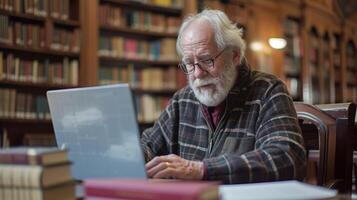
47, 84, 147, 180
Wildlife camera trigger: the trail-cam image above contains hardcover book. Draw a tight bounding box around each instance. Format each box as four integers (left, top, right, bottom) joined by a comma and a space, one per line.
0, 162, 73, 188
84, 179, 219, 200
0, 181, 76, 200
0, 147, 68, 165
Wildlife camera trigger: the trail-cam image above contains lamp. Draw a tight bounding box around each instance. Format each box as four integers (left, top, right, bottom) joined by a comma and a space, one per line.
250, 41, 264, 52
268, 38, 287, 49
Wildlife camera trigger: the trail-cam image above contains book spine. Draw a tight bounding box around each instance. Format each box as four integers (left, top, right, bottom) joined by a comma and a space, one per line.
85, 185, 197, 200
0, 165, 42, 188
0, 154, 43, 165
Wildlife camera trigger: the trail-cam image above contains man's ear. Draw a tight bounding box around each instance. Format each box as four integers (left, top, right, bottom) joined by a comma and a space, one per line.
232, 49, 240, 66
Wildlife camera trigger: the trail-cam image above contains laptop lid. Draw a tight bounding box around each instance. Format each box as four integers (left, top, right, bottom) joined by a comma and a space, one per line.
47, 84, 147, 180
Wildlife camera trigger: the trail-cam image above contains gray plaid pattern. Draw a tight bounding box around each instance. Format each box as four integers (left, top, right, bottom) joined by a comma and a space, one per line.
141, 62, 306, 184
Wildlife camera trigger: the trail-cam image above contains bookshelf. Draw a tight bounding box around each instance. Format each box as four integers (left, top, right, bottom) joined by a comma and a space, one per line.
346, 40, 356, 102
208, 0, 357, 104
321, 33, 331, 104
79, 0, 186, 129
0, 0, 81, 147
332, 33, 342, 103
308, 27, 320, 104
283, 17, 302, 101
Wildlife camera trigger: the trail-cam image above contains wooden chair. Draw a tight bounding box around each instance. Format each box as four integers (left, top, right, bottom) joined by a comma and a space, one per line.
316, 103, 357, 193
294, 102, 337, 187
294, 102, 356, 193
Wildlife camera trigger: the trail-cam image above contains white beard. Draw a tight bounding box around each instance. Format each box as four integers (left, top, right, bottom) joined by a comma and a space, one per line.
189, 61, 237, 106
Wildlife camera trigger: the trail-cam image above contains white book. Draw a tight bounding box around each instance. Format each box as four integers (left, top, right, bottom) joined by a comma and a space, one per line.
219, 180, 337, 200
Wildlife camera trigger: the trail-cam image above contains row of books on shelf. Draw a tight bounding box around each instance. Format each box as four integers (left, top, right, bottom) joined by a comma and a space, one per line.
308, 45, 319, 64
98, 36, 177, 61
346, 87, 357, 102
335, 70, 341, 83
99, 4, 181, 34
1, 130, 55, 148
0, 88, 50, 120
284, 36, 302, 58
333, 51, 341, 67
283, 56, 301, 76
0, 147, 76, 200
347, 72, 356, 85
308, 63, 320, 78
135, 94, 170, 123
0, 52, 79, 85
0, 15, 43, 48
22, 133, 56, 147
0, 0, 71, 20
284, 77, 300, 100
130, 0, 184, 8
0, 15, 80, 52
99, 65, 177, 90
50, 28, 80, 53
283, 18, 300, 36
346, 57, 356, 69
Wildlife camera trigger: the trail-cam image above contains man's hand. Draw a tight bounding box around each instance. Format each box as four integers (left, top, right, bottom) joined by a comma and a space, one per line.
145, 154, 204, 180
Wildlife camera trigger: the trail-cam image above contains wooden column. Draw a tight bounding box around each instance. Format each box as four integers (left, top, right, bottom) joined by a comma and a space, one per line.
79, 0, 98, 86
184, 0, 197, 16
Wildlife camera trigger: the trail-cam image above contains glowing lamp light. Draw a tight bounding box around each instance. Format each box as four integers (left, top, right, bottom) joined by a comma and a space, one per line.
268, 38, 287, 49
250, 41, 264, 52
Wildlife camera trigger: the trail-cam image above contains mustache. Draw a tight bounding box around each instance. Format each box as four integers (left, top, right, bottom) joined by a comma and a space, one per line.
193, 78, 220, 87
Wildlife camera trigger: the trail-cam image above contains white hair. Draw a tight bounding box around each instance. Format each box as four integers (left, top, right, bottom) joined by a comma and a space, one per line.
176, 9, 246, 63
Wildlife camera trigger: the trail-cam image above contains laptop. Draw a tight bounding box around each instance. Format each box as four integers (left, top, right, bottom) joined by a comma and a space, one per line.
47, 84, 147, 180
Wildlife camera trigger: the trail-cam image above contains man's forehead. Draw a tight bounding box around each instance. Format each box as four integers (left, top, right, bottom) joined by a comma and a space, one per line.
182, 20, 215, 45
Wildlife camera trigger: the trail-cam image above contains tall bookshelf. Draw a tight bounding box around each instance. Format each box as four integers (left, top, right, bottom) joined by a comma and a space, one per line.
199, 0, 357, 104
0, 0, 80, 147
321, 32, 331, 104
80, 0, 185, 131
332, 33, 342, 103
345, 40, 356, 102
283, 17, 302, 101
308, 27, 320, 104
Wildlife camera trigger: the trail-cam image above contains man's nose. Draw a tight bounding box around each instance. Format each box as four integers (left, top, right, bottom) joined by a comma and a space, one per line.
193, 64, 207, 79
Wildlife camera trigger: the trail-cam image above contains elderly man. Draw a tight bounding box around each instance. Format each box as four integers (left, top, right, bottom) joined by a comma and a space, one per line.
141, 9, 306, 184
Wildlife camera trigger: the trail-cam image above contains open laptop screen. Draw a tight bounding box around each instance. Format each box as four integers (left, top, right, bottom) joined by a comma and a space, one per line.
47, 84, 147, 180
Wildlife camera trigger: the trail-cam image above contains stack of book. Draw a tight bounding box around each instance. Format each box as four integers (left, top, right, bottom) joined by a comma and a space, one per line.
0, 147, 76, 200
84, 179, 219, 200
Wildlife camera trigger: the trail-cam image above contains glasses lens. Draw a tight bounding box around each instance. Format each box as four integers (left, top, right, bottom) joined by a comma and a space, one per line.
179, 63, 189, 74
201, 59, 214, 68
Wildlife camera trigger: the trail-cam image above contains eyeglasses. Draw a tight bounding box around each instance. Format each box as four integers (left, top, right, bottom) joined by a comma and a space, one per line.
178, 48, 226, 74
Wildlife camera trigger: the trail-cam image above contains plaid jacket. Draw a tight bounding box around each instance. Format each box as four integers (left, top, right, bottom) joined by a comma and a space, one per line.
141, 61, 306, 184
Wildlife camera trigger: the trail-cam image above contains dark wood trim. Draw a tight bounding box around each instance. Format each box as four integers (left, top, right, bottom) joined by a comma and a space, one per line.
132, 88, 176, 96
99, 56, 179, 66
0, 118, 51, 124
100, 0, 182, 15
100, 25, 177, 38
0, 9, 46, 22
52, 18, 80, 27
0, 43, 80, 58
0, 80, 77, 90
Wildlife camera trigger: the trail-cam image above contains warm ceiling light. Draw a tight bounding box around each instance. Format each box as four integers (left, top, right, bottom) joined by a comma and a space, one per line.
268, 38, 287, 49
250, 41, 264, 52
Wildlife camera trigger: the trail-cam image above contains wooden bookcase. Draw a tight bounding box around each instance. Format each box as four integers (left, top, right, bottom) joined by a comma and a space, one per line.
308, 27, 321, 104
201, 0, 357, 104
80, 0, 186, 131
283, 17, 303, 101
332, 33, 343, 102
0, 0, 81, 147
345, 40, 356, 102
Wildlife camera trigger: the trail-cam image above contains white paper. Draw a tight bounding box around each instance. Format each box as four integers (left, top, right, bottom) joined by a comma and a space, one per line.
219, 180, 337, 200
